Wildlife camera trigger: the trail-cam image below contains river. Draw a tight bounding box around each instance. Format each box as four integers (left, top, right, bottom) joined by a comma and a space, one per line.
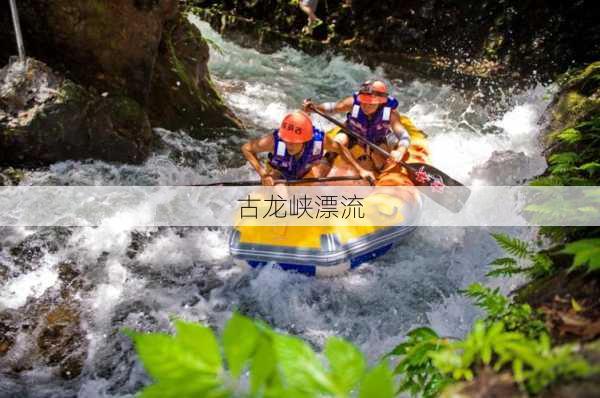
0, 16, 553, 398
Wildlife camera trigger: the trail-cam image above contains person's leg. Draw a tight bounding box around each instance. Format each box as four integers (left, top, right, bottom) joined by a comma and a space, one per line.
299, 0, 318, 23
300, 0, 322, 34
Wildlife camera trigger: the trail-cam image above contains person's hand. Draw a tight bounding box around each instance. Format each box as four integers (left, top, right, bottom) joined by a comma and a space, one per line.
359, 169, 376, 185
260, 170, 275, 186
390, 147, 407, 163
261, 175, 275, 186
302, 98, 314, 112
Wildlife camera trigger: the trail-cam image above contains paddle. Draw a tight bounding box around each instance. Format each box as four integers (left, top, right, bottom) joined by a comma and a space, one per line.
309, 106, 471, 212
196, 175, 364, 186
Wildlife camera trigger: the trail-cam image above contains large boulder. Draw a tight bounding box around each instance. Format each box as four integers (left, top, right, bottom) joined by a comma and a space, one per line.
147, 15, 242, 137
0, 58, 153, 165
0, 0, 241, 147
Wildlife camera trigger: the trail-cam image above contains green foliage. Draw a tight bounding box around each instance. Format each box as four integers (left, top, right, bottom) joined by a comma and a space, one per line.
560, 238, 600, 272
431, 321, 592, 394
487, 233, 554, 279
491, 233, 532, 258
529, 117, 600, 242
386, 327, 452, 398
462, 283, 547, 339
127, 313, 394, 398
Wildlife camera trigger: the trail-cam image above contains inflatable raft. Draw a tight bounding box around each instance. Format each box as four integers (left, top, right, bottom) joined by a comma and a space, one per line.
229, 118, 430, 276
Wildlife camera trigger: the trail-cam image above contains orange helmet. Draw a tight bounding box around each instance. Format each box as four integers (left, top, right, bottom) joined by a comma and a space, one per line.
357, 80, 388, 104
278, 111, 314, 143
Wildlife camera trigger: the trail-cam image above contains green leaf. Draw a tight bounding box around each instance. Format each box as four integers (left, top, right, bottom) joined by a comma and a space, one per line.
223, 313, 260, 378
174, 320, 222, 373
128, 332, 200, 381
359, 362, 395, 398
325, 337, 366, 395
250, 337, 278, 395
512, 358, 524, 382
407, 327, 439, 341
561, 239, 600, 272
272, 334, 334, 394
139, 378, 228, 398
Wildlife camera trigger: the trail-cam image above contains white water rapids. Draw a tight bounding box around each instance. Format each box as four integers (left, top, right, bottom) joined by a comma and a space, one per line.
0, 17, 554, 398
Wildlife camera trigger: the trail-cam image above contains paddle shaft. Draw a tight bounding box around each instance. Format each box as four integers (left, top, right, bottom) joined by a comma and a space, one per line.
197, 175, 363, 186
310, 107, 399, 159
310, 106, 465, 185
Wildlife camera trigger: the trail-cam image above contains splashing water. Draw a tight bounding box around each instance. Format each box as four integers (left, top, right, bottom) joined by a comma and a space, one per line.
0, 17, 554, 398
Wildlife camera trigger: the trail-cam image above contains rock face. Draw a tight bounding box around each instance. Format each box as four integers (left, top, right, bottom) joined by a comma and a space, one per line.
0, 58, 153, 165
147, 15, 242, 137
0, 0, 242, 162
542, 62, 600, 136
0, 256, 88, 381
193, 0, 600, 82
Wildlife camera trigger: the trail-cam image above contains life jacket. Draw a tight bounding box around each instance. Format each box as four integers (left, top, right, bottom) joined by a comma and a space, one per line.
268, 127, 324, 179
346, 93, 399, 145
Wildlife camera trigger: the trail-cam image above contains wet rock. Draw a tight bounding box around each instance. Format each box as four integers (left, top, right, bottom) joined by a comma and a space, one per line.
0, 287, 88, 381
0, 167, 25, 185
0, 313, 16, 358
147, 15, 243, 136
126, 230, 162, 260
192, 0, 600, 83
1, 0, 241, 138
195, 269, 224, 299
8, 227, 72, 274
37, 304, 85, 379
1, 0, 170, 104
542, 62, 600, 137
0, 262, 8, 283
469, 150, 545, 185
0, 59, 153, 166
57, 261, 87, 299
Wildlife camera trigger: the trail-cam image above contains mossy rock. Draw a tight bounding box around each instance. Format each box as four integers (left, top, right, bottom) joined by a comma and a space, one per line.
147, 15, 243, 137
546, 62, 600, 138
1, 58, 153, 166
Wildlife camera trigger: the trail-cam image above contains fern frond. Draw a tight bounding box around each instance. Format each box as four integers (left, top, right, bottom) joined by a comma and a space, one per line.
548, 152, 579, 166
530, 253, 554, 278
491, 233, 532, 259
555, 128, 582, 144
529, 176, 566, 186
487, 257, 523, 277
578, 162, 600, 175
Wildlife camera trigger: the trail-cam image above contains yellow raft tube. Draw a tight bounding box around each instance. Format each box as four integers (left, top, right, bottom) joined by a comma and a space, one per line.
229, 116, 430, 277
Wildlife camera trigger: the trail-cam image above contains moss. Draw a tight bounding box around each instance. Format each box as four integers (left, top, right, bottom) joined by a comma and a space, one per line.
564, 61, 600, 89
166, 21, 227, 113
547, 61, 600, 139
109, 96, 145, 124
0, 167, 26, 185
57, 80, 90, 104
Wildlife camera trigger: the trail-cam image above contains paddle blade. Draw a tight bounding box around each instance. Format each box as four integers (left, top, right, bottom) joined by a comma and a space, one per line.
405, 162, 471, 213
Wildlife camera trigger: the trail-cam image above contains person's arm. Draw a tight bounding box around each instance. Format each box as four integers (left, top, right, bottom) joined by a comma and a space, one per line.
241, 134, 276, 185
388, 110, 410, 163
303, 96, 354, 114
324, 135, 375, 184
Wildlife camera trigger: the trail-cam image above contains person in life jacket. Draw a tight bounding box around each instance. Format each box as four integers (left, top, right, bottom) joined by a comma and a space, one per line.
303, 80, 417, 172
242, 111, 375, 186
